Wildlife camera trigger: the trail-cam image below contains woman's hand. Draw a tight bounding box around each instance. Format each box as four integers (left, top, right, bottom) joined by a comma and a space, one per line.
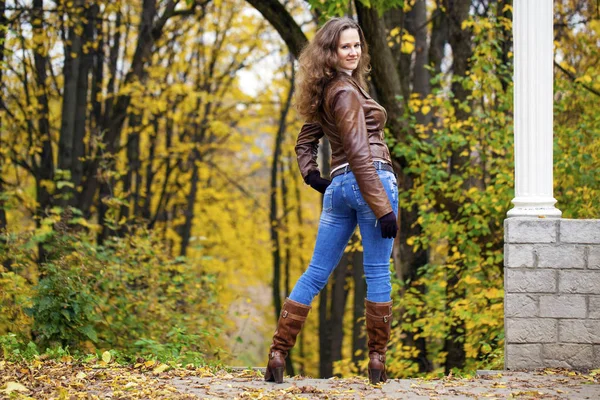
379, 211, 398, 239
305, 170, 331, 194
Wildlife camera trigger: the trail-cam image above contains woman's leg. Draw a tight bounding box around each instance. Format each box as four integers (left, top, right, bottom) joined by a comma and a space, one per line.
289, 181, 357, 305
355, 170, 398, 302
352, 169, 398, 384
266, 180, 356, 383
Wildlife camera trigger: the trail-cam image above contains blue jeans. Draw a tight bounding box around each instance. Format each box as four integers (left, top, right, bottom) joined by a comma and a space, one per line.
289, 169, 399, 306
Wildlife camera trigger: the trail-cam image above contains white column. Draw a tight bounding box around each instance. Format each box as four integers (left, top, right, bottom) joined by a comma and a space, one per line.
507, 0, 561, 218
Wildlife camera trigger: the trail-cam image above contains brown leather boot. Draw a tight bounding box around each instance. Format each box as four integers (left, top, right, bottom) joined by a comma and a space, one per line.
264, 297, 311, 383
365, 299, 393, 384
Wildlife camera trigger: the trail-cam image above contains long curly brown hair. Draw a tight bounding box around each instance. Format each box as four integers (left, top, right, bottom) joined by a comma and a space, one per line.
294, 17, 371, 123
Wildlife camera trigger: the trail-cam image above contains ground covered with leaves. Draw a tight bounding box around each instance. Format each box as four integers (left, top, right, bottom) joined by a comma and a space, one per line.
1, 357, 600, 399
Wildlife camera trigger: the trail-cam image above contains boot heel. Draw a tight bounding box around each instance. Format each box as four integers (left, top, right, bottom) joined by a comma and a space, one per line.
272, 367, 284, 383
369, 368, 382, 384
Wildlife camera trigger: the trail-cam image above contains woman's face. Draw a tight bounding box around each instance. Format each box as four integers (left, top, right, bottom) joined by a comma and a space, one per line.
336, 28, 361, 71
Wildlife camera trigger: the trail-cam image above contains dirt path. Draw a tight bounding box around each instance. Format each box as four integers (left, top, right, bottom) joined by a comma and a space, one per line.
169, 369, 600, 399
2, 360, 599, 399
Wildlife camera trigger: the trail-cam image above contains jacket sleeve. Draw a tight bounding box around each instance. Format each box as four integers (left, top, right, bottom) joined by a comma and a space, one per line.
331, 88, 393, 219
295, 122, 324, 182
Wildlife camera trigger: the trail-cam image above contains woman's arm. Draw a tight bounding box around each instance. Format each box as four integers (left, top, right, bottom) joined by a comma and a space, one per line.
331, 88, 393, 219
295, 122, 324, 181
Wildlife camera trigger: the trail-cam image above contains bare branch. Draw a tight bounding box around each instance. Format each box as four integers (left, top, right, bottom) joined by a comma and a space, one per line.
554, 61, 600, 98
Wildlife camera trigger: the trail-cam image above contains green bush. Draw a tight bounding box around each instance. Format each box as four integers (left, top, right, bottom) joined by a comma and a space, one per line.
0, 208, 225, 364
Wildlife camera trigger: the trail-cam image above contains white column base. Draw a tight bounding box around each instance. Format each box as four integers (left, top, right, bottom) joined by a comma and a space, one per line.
507, 196, 562, 218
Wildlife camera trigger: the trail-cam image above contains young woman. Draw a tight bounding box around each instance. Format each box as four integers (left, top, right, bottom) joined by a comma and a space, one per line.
264, 16, 398, 385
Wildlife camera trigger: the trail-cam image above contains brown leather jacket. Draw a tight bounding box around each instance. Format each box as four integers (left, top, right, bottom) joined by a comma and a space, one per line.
295, 73, 393, 219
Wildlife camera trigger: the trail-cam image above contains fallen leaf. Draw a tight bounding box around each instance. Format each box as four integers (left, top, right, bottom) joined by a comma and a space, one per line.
153, 364, 170, 374
512, 390, 544, 396
102, 351, 112, 363
1, 381, 30, 394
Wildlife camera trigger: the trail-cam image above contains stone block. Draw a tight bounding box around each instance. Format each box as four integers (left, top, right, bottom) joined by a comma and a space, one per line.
505, 218, 557, 244
535, 245, 586, 269
505, 244, 535, 268
506, 269, 556, 293
505, 294, 539, 318
589, 246, 600, 269
595, 346, 600, 368
506, 318, 556, 343
589, 296, 600, 319
539, 295, 586, 318
559, 320, 600, 344
560, 220, 600, 244
505, 344, 543, 370
559, 271, 600, 294
542, 344, 594, 369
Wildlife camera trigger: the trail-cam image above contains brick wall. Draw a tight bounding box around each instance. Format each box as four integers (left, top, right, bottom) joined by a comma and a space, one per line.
504, 218, 600, 370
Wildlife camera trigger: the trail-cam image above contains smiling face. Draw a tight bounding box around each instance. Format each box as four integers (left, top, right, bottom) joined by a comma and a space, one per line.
336, 28, 361, 71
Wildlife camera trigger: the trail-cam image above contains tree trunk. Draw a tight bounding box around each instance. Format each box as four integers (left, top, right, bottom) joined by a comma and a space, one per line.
408, 0, 432, 125
145, 114, 172, 226
280, 153, 296, 377
382, 8, 411, 101
32, 0, 55, 263
70, 3, 96, 201
403, 0, 437, 374
317, 136, 333, 378
270, 60, 295, 323
429, 0, 449, 79
355, 2, 406, 140
244, 0, 308, 58
179, 150, 200, 257
442, 0, 473, 374
446, 0, 473, 120
292, 151, 307, 376
81, 8, 118, 218
330, 254, 350, 376
0, 0, 7, 255
497, 0, 513, 92
281, 159, 291, 299
57, 0, 84, 206
318, 281, 331, 378
351, 244, 366, 369
120, 113, 142, 231
97, 180, 112, 245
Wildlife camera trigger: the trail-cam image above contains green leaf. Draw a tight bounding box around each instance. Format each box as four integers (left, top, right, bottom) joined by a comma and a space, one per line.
80, 325, 98, 342
56, 181, 75, 189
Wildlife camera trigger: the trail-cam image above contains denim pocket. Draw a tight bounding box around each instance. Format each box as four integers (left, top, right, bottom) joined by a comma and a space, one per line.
352, 184, 367, 206
323, 186, 334, 213
387, 175, 398, 203
388, 172, 398, 187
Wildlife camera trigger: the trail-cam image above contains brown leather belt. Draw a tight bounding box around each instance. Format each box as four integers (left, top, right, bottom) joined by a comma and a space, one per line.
330, 161, 395, 180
